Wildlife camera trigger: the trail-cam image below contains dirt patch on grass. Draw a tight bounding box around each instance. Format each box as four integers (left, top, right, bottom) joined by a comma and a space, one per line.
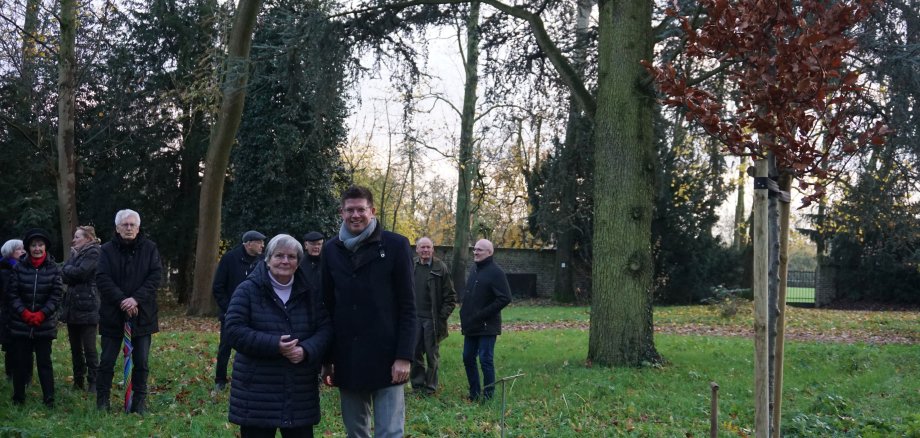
159, 311, 917, 345
494, 321, 918, 344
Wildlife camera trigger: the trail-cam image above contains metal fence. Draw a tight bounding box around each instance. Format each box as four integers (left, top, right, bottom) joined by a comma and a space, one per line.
786, 270, 815, 306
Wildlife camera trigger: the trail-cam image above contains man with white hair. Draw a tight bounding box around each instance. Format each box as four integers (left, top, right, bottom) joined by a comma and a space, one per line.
460, 239, 511, 402
95, 209, 162, 414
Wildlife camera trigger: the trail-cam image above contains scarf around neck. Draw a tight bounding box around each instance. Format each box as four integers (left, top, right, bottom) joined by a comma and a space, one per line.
339, 218, 377, 252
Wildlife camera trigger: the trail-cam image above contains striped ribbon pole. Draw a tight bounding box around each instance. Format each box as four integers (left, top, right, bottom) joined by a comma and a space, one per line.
123, 319, 134, 413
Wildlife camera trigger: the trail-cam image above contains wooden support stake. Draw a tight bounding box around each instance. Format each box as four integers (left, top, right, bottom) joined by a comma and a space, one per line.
772, 173, 793, 437
710, 381, 720, 438
753, 159, 770, 438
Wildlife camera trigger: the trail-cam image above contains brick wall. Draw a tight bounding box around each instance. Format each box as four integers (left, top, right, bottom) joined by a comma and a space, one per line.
426, 245, 591, 299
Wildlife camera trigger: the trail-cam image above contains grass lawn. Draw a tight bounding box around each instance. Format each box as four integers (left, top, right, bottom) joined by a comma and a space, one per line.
0, 303, 917, 437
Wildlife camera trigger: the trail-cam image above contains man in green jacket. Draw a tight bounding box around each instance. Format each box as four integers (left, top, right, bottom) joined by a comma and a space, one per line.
410, 237, 456, 396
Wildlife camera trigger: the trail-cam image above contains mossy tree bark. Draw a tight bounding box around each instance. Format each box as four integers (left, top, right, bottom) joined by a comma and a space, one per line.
587, 0, 660, 366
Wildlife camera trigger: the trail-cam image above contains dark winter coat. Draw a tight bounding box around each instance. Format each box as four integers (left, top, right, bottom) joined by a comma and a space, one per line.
0, 257, 16, 343
212, 244, 259, 319
299, 254, 321, 293
96, 233, 162, 338
225, 261, 333, 428
460, 256, 512, 337
7, 255, 64, 339
321, 225, 417, 391
414, 256, 456, 342
61, 243, 101, 325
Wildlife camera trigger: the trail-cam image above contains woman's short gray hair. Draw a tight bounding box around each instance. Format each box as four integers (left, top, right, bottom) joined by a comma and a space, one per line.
264, 234, 303, 263
1, 239, 23, 258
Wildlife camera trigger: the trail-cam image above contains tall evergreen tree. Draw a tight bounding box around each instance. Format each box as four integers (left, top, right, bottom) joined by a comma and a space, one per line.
223, 0, 348, 240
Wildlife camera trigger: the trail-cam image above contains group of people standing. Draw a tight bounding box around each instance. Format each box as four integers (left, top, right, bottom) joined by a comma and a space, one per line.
0, 208, 161, 415
1, 185, 514, 438
214, 185, 513, 438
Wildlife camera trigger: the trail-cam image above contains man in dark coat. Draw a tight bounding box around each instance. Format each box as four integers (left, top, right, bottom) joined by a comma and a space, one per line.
211, 229, 265, 391
300, 231, 324, 290
460, 238, 511, 401
95, 209, 162, 414
320, 186, 417, 438
410, 236, 456, 395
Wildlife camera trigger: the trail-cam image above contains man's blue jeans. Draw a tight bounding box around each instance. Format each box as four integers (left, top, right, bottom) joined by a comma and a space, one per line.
462, 335, 497, 400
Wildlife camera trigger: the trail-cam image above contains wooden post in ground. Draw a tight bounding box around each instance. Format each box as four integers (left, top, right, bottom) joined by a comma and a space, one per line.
772, 173, 793, 437
710, 381, 720, 438
753, 159, 770, 438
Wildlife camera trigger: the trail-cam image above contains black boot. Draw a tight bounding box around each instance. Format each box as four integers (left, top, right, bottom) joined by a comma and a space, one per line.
73, 376, 85, 391
96, 394, 110, 411
130, 396, 146, 415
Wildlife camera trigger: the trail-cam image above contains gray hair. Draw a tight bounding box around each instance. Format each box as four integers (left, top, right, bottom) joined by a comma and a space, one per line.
1, 239, 23, 258
264, 234, 303, 263
115, 209, 141, 227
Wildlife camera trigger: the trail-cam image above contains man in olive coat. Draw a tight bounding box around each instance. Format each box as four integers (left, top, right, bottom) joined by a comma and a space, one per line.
410, 237, 456, 395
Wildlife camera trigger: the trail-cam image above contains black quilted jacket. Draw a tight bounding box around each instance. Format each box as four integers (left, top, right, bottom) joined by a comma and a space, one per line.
225, 261, 333, 428
7, 255, 64, 339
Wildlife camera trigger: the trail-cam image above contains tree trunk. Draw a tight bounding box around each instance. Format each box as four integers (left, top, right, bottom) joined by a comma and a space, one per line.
188, 0, 263, 316
587, 0, 659, 366
55, 0, 78, 257
733, 160, 747, 250
450, 1, 480, 299
552, 0, 593, 303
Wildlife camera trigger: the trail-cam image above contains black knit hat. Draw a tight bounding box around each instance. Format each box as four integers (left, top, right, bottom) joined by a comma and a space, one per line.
22, 228, 53, 251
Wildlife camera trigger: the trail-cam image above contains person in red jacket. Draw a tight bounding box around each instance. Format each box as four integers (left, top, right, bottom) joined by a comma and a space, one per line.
7, 228, 64, 407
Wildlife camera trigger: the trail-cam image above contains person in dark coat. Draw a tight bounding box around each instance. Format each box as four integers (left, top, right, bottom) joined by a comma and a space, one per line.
95, 209, 162, 414
61, 225, 102, 393
7, 228, 64, 407
410, 236, 456, 395
299, 231, 324, 291
320, 185, 417, 438
212, 229, 265, 391
0, 239, 26, 382
225, 234, 332, 438
459, 239, 511, 401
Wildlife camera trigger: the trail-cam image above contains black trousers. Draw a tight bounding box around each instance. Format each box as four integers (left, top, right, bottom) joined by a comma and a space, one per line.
97, 334, 151, 407
215, 318, 232, 384
240, 425, 314, 438
67, 323, 99, 384
11, 337, 54, 405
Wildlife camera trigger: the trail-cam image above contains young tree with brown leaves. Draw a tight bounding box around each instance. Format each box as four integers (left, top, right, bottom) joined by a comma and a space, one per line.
645, 1, 888, 436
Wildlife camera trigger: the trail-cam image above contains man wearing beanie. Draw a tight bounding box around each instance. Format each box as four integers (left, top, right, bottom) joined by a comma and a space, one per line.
211, 230, 265, 391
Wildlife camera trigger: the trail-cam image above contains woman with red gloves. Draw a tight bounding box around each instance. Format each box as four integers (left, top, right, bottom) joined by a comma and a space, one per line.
7, 228, 63, 407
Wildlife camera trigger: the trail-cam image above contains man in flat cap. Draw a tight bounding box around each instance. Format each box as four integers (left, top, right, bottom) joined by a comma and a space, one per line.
300, 231, 324, 290
211, 230, 265, 391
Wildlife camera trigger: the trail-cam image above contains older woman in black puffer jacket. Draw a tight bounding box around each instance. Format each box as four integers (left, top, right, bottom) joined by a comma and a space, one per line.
7, 228, 63, 407
224, 234, 333, 438
61, 225, 102, 393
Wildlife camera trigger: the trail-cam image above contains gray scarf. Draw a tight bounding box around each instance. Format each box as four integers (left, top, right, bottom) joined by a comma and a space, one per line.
339, 218, 377, 252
